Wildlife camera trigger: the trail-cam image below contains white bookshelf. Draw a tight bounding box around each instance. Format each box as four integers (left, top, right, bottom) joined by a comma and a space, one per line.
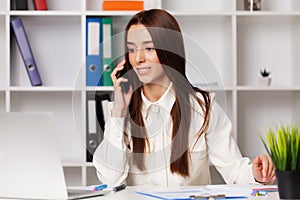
2, 0, 300, 186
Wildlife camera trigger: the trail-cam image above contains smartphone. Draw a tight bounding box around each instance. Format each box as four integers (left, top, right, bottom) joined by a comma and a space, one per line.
116, 63, 131, 93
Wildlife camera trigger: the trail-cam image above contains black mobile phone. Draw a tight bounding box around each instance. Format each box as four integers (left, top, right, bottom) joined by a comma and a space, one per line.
116, 63, 131, 93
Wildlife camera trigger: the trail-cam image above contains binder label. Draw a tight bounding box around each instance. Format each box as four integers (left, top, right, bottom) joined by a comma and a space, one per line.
88, 22, 100, 55
103, 24, 112, 59
88, 100, 96, 133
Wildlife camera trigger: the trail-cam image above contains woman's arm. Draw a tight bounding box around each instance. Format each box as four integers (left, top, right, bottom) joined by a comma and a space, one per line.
93, 60, 133, 186
206, 100, 257, 184
93, 102, 131, 186
207, 100, 276, 184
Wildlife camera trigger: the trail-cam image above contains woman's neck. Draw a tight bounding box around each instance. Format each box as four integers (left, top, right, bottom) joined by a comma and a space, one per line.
142, 81, 171, 102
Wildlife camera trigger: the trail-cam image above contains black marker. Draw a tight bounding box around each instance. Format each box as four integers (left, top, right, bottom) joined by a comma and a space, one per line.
104, 184, 126, 193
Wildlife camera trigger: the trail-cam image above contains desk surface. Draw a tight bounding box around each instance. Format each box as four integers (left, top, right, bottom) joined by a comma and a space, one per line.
0, 186, 280, 200
90, 186, 280, 200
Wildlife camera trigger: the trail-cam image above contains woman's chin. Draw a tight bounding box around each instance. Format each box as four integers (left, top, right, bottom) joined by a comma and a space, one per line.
137, 77, 152, 85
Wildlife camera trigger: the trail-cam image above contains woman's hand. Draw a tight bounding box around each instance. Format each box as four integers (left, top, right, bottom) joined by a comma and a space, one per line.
110, 59, 133, 117
252, 154, 276, 184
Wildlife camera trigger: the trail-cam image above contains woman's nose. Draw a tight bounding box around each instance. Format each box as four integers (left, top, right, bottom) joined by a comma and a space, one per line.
135, 49, 146, 64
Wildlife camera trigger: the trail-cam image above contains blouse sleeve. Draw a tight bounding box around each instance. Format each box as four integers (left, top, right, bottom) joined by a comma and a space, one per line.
206, 98, 257, 184
93, 102, 131, 186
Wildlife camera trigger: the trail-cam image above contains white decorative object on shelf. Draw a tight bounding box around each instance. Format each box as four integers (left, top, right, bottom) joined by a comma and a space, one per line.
244, 0, 261, 11
259, 68, 271, 86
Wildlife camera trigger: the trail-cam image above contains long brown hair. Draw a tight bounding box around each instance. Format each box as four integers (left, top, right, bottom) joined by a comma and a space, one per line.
124, 9, 211, 177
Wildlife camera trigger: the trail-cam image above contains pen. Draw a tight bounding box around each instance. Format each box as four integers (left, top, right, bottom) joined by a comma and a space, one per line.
252, 188, 277, 193
251, 190, 267, 196
103, 184, 126, 193
190, 194, 226, 199
112, 183, 126, 192
93, 184, 107, 191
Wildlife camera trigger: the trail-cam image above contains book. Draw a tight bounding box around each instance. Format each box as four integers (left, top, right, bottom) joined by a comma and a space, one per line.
33, 0, 48, 10
16, 0, 28, 10
103, 0, 144, 11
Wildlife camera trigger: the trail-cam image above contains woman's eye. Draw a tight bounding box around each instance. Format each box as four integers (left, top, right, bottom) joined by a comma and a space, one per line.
127, 48, 136, 53
145, 47, 155, 52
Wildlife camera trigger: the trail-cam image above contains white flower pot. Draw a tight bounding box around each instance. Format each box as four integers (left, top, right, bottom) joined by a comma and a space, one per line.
259, 77, 272, 86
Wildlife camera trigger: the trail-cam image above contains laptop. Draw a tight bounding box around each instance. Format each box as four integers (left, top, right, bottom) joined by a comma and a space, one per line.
0, 112, 109, 200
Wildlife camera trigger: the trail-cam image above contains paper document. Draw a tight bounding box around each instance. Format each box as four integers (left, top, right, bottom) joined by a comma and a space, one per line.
206, 184, 278, 195
135, 187, 247, 200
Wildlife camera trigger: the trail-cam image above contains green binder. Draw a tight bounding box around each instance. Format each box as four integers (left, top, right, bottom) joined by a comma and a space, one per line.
101, 18, 113, 86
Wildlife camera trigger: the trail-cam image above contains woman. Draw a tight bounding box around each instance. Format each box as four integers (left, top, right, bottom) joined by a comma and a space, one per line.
93, 9, 275, 186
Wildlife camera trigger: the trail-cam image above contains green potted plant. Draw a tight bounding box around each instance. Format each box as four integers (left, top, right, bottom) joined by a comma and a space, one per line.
259, 68, 271, 86
260, 125, 300, 199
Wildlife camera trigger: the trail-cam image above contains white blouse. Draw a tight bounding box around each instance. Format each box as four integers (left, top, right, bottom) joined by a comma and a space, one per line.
93, 83, 256, 186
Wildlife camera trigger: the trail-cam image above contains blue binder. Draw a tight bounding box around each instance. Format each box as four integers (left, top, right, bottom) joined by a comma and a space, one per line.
11, 18, 42, 86
86, 18, 102, 86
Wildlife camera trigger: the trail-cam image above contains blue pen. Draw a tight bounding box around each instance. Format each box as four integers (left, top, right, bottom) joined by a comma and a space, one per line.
251, 190, 267, 196
93, 184, 108, 191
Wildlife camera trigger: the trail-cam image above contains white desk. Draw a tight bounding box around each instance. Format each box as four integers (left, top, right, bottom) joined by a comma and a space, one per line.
87, 186, 280, 200
0, 186, 280, 200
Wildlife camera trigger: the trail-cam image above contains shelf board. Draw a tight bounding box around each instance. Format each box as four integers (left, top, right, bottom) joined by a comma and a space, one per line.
85, 10, 138, 16
237, 86, 300, 91
170, 11, 232, 16
9, 10, 82, 16
62, 162, 85, 167
86, 86, 114, 91
203, 87, 234, 92
236, 11, 300, 16
9, 86, 82, 92
87, 10, 231, 17
62, 162, 94, 167
85, 86, 234, 92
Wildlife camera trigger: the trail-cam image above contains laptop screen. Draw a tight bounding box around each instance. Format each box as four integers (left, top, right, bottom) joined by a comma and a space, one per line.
0, 112, 68, 199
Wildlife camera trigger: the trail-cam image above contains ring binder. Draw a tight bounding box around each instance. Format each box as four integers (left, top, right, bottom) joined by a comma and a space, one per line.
86, 18, 102, 86
11, 18, 43, 86
86, 92, 111, 162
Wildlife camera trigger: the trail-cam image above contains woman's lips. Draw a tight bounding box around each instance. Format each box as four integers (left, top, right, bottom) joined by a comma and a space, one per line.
136, 67, 151, 75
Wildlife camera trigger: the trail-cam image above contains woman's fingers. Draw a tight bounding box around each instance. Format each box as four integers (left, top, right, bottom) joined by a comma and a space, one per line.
111, 59, 126, 83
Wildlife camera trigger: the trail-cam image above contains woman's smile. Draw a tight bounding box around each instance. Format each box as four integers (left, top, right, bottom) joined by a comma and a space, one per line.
135, 66, 151, 75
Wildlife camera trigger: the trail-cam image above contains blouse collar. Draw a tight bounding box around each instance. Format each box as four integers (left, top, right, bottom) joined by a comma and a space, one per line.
141, 82, 176, 117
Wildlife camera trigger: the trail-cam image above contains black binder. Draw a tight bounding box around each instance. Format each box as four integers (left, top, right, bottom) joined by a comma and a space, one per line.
16, 0, 28, 10
86, 92, 111, 162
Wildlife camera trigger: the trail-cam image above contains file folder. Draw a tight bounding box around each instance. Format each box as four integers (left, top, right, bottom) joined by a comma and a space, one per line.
95, 92, 110, 132
86, 92, 110, 162
101, 18, 113, 86
86, 18, 102, 86
33, 0, 48, 10
11, 18, 43, 86
16, 0, 28, 10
